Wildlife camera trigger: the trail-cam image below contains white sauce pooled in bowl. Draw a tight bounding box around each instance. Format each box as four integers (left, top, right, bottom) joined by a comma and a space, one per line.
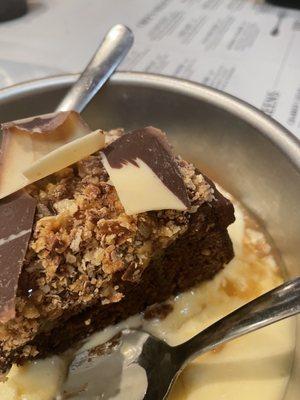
0, 197, 296, 400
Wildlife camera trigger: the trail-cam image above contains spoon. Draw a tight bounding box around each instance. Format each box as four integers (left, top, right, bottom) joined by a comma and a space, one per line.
55, 24, 133, 113
63, 277, 300, 399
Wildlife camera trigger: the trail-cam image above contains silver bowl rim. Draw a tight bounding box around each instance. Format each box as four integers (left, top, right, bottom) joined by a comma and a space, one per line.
0, 71, 299, 171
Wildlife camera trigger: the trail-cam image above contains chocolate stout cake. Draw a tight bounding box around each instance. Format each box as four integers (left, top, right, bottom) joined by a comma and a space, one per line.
0, 112, 234, 373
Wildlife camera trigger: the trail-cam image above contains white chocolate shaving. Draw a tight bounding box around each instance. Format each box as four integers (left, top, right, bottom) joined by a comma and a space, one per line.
24, 130, 105, 181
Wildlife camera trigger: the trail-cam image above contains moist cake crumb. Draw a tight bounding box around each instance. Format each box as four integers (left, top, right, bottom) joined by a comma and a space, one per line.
144, 302, 174, 320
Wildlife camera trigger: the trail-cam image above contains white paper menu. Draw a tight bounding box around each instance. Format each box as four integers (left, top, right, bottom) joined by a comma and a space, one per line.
0, 0, 299, 138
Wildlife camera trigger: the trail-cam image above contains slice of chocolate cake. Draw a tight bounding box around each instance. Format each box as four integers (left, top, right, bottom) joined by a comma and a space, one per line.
0, 113, 234, 373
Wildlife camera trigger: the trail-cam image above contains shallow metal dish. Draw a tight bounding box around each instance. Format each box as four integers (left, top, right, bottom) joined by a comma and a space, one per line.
0, 72, 299, 398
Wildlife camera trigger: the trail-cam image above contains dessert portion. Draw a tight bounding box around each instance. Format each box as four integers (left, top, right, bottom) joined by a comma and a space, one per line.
0, 198, 292, 400
0, 112, 234, 373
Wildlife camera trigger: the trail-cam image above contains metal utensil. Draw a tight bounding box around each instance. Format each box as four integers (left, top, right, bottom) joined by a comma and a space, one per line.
63, 277, 300, 399
55, 24, 133, 113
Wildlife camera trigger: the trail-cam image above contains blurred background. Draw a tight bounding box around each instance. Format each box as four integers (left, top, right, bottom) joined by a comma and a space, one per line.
0, 0, 299, 138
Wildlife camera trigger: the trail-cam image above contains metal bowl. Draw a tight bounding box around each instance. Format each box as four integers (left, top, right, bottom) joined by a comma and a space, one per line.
0, 72, 299, 398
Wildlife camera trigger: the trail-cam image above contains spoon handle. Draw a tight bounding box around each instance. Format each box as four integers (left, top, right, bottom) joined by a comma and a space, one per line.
178, 277, 300, 364
55, 24, 133, 113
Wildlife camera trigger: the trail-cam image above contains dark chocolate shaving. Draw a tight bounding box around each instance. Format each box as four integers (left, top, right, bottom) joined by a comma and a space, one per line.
0, 191, 36, 323
14, 116, 57, 131
1, 112, 68, 134
102, 127, 190, 207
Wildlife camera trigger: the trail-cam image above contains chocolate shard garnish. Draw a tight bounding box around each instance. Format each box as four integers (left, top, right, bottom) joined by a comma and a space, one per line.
101, 126, 190, 215
0, 111, 90, 199
23, 129, 105, 182
0, 191, 36, 323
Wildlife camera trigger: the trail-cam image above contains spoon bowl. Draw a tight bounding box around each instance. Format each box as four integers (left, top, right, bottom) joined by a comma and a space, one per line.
63, 278, 300, 399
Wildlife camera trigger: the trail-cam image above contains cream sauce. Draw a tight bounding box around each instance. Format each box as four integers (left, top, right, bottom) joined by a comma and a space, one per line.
0, 198, 296, 400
